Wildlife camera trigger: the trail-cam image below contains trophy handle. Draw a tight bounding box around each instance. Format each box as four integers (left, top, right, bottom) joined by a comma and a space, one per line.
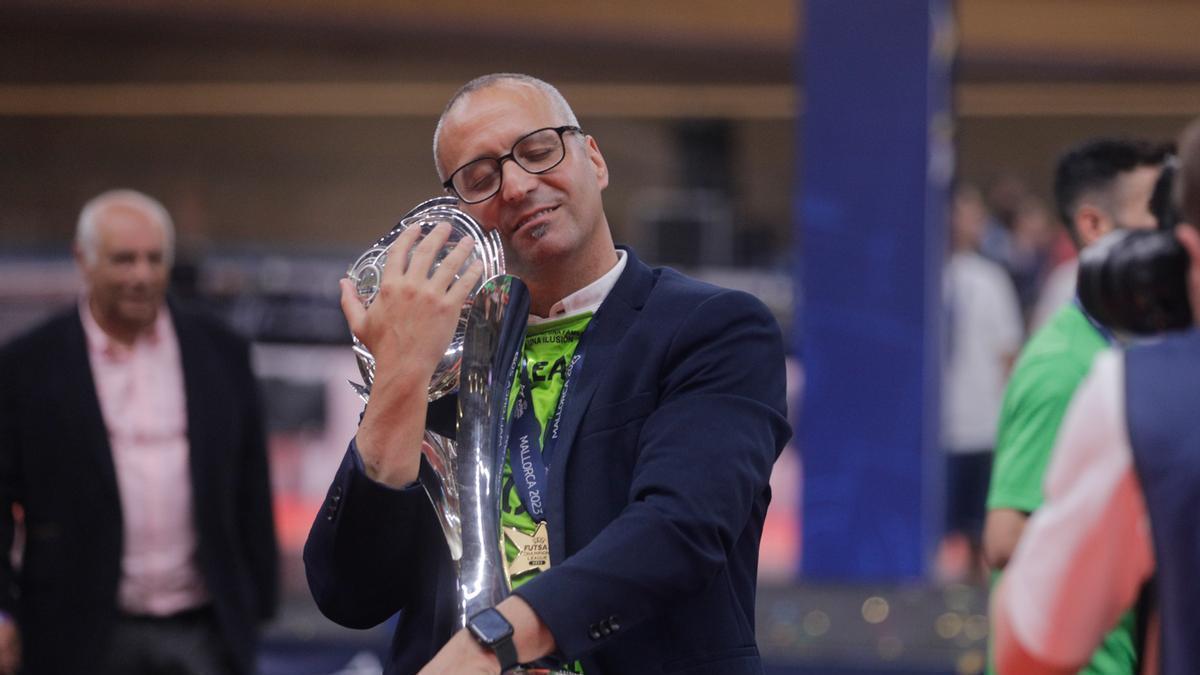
454, 274, 530, 629
418, 430, 462, 561
415, 276, 573, 673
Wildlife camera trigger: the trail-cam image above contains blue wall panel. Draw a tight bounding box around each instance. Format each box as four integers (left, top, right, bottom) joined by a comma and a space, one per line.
797, 0, 954, 580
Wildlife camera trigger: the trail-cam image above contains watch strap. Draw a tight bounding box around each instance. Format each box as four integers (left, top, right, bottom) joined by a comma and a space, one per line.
468, 608, 519, 672
490, 633, 518, 672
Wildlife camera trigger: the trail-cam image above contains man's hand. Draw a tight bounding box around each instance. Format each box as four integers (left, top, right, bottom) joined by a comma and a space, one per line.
419, 595, 557, 675
983, 508, 1028, 570
341, 221, 483, 487
418, 628, 501, 675
341, 222, 482, 385
0, 619, 21, 675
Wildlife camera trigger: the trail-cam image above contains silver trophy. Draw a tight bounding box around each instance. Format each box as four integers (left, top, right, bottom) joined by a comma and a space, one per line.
347, 196, 506, 403
348, 199, 569, 673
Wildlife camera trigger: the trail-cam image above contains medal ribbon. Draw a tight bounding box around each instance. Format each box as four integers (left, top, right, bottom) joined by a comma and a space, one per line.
507, 321, 592, 522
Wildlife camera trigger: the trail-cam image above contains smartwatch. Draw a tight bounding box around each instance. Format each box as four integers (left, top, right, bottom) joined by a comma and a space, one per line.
467, 607, 518, 672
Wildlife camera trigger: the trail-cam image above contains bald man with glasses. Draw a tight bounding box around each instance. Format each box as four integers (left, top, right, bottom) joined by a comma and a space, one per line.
304, 73, 791, 675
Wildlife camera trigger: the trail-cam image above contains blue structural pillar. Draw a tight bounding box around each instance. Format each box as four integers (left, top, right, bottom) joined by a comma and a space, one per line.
797, 0, 955, 580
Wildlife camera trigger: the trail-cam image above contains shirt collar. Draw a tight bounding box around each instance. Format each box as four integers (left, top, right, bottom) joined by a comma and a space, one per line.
529, 249, 627, 326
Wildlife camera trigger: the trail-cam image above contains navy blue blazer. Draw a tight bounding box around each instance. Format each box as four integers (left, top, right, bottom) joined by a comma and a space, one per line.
0, 302, 279, 675
305, 247, 791, 674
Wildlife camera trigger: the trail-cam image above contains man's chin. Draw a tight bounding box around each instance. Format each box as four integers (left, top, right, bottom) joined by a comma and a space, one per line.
117, 304, 159, 329
510, 228, 569, 263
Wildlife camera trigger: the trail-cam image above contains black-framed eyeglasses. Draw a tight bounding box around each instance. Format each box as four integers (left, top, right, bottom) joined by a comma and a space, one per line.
443, 125, 582, 204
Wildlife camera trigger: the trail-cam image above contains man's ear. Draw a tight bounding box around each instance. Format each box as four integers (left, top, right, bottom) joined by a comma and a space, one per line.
585, 136, 609, 191
1174, 223, 1200, 326
72, 242, 89, 271
1074, 204, 1111, 247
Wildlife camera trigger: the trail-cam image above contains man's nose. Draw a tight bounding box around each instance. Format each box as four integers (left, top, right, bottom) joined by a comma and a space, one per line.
130, 256, 158, 281
499, 159, 537, 203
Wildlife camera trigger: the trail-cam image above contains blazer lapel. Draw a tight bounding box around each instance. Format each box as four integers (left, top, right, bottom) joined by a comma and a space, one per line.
545, 248, 654, 562
61, 312, 121, 503
171, 307, 214, 512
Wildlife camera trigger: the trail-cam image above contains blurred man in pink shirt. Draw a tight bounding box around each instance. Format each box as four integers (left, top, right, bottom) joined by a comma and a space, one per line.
0, 190, 278, 674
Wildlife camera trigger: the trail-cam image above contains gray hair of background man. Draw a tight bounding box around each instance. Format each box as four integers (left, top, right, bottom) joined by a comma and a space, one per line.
76, 189, 176, 266
431, 73, 581, 181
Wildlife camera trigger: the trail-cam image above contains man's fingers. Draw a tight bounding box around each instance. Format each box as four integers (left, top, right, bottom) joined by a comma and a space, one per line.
430, 235, 476, 290
338, 278, 368, 337
389, 223, 424, 275
448, 261, 485, 307
406, 222, 453, 280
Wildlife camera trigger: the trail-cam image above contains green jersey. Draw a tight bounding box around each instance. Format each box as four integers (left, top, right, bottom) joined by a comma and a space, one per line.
987, 303, 1136, 675
502, 312, 592, 587
500, 313, 591, 675
989, 304, 1108, 513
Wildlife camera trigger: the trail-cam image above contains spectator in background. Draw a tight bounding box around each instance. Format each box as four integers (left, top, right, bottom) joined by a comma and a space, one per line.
0, 190, 279, 675
1007, 196, 1057, 322
979, 172, 1030, 269
940, 183, 1023, 583
983, 138, 1168, 675
991, 116, 1200, 675
1031, 140, 1170, 329
977, 175, 1059, 326
978, 174, 1028, 278
976, 173, 1058, 327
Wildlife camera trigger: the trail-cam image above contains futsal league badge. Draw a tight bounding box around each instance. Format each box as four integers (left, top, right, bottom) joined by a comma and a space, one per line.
504, 521, 551, 577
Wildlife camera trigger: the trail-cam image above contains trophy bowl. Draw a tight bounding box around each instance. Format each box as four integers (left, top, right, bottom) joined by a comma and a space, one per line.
347, 196, 505, 402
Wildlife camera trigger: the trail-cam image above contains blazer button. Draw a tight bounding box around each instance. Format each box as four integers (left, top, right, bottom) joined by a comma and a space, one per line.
608, 615, 620, 631
588, 625, 602, 641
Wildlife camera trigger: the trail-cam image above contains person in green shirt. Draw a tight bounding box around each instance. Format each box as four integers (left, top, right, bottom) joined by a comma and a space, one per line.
985, 137, 1169, 674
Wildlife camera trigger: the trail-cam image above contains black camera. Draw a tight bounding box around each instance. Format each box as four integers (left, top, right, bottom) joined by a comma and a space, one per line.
1077, 160, 1194, 336
1077, 228, 1192, 336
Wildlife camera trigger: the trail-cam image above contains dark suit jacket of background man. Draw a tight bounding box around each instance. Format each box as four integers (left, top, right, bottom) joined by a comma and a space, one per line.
0, 300, 279, 674
305, 247, 792, 675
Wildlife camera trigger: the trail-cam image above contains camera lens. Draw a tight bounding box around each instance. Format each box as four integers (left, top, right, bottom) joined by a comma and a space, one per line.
1077, 229, 1193, 336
